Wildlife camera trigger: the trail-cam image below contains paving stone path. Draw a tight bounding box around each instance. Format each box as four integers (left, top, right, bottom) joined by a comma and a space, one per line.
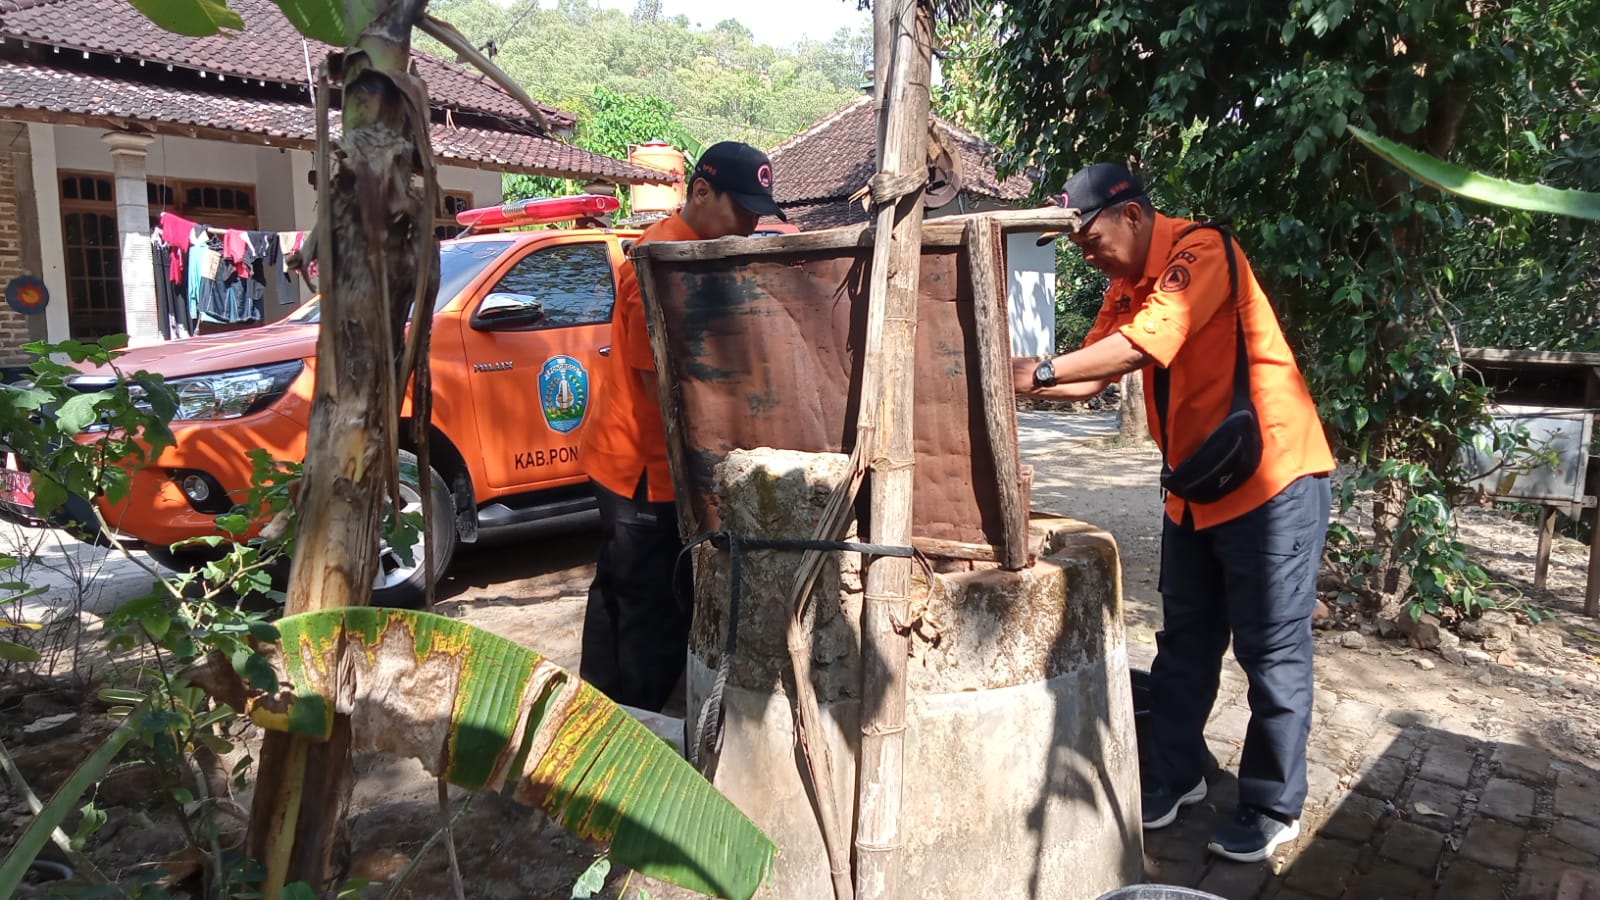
1017, 409, 1600, 899
1132, 644, 1600, 899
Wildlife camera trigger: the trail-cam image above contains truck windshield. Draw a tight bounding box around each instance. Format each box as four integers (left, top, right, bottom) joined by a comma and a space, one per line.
286, 240, 516, 324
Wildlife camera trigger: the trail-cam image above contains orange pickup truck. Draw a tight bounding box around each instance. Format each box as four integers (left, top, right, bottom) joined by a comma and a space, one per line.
39, 197, 643, 607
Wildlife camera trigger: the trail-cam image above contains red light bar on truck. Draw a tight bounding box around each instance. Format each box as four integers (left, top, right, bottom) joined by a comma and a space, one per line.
454, 195, 622, 231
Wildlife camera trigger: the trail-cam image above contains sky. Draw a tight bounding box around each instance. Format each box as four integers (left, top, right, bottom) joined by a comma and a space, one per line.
555, 0, 871, 47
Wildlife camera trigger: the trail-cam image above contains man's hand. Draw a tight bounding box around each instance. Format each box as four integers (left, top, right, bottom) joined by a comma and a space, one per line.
1012, 356, 1044, 395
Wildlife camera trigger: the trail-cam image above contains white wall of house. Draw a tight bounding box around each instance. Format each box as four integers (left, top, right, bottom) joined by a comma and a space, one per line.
1006, 233, 1057, 358
28, 123, 501, 339
925, 193, 1058, 358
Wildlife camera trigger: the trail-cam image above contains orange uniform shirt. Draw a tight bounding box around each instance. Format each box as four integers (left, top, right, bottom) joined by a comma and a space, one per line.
1082, 213, 1335, 528
581, 213, 702, 502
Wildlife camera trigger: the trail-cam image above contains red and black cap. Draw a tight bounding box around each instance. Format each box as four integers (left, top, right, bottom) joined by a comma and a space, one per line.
1035, 162, 1148, 246
690, 141, 788, 221
1055, 162, 1147, 230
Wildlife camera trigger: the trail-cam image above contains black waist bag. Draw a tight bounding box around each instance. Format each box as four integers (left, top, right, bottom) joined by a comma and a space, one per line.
1154, 224, 1263, 505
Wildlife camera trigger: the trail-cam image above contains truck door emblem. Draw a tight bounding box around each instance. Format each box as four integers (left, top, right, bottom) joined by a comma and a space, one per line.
539, 355, 589, 434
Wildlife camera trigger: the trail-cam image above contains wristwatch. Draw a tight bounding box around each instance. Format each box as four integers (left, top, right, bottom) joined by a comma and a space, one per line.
1032, 357, 1056, 390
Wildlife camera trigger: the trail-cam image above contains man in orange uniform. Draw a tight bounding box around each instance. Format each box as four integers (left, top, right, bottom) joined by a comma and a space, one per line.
580, 141, 784, 712
1014, 163, 1335, 863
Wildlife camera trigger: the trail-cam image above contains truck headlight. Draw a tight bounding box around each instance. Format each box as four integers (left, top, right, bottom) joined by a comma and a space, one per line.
169, 361, 304, 421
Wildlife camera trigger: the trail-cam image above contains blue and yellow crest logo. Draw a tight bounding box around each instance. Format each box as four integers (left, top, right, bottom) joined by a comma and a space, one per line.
538, 355, 589, 434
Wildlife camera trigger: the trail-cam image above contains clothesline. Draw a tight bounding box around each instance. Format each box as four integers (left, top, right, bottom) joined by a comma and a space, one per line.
151, 211, 311, 340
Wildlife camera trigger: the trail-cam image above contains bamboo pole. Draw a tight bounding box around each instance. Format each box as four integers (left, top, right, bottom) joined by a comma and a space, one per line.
855, 1, 934, 897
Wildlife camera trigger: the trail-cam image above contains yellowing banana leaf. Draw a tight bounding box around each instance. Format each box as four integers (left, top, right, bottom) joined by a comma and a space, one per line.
262, 608, 773, 900
1349, 126, 1600, 221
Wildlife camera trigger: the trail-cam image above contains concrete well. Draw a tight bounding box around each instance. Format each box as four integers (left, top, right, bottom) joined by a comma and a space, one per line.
686, 448, 1143, 899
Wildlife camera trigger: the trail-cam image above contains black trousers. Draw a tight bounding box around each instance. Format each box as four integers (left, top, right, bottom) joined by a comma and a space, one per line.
579, 475, 693, 712
1147, 474, 1331, 820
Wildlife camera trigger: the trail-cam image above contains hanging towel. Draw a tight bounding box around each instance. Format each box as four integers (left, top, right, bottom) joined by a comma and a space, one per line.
157, 212, 198, 284
222, 230, 255, 279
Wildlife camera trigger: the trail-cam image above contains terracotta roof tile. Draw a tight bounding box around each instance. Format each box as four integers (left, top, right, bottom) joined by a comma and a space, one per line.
768, 96, 1033, 207
780, 199, 870, 231
0, 0, 573, 127
0, 61, 674, 183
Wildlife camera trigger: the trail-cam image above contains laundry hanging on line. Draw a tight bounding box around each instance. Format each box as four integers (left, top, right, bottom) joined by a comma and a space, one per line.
153, 213, 310, 338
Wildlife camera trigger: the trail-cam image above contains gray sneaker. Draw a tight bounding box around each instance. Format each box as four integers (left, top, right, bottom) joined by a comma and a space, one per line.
1207, 807, 1301, 862
1141, 777, 1208, 830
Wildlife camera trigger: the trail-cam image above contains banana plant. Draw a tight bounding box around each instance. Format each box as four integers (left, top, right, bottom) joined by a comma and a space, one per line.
119, 0, 663, 895
1348, 126, 1600, 220
2, 609, 775, 899
239, 608, 775, 898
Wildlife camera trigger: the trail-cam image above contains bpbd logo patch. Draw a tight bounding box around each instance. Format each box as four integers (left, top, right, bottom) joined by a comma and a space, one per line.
539, 355, 589, 434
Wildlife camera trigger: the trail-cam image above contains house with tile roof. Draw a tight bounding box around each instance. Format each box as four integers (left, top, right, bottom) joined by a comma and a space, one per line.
769, 96, 1058, 357
0, 0, 676, 361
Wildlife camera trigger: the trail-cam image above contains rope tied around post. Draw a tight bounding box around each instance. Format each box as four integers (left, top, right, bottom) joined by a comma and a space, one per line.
677, 532, 915, 773
868, 170, 927, 210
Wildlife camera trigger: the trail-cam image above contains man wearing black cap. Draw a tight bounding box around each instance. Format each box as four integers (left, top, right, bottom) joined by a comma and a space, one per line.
580, 141, 787, 712
1012, 163, 1334, 863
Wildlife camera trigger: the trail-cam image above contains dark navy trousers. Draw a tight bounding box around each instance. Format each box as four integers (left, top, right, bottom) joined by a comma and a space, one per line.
1147, 474, 1331, 820
580, 474, 692, 712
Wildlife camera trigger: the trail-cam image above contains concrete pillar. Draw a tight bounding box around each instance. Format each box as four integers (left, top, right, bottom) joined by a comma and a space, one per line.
686, 448, 1143, 899
101, 131, 158, 346
27, 124, 68, 345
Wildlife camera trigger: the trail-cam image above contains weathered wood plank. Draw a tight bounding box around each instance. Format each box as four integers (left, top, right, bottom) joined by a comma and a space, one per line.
911, 537, 1001, 562
636, 207, 1085, 262
1535, 505, 1557, 591
964, 216, 1029, 570
634, 253, 700, 540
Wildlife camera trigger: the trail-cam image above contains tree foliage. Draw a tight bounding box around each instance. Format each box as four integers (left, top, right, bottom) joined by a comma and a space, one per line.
506, 87, 703, 208
966, 0, 1600, 618
421, 0, 870, 149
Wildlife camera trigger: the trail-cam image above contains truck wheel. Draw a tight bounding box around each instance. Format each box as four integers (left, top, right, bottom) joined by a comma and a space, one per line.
147, 452, 457, 610
373, 450, 458, 609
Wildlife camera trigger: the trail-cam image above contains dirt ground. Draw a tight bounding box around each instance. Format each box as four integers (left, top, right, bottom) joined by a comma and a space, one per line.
4, 408, 1599, 898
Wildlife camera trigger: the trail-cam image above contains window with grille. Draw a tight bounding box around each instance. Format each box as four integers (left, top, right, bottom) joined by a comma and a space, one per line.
59, 173, 124, 341
145, 178, 258, 231
59, 172, 263, 341
435, 191, 474, 242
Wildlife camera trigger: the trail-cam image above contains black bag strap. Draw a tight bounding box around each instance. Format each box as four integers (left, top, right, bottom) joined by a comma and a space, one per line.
1152, 223, 1246, 468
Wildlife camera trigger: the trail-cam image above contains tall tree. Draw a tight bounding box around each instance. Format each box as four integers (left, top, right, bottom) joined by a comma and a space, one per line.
971, 0, 1600, 621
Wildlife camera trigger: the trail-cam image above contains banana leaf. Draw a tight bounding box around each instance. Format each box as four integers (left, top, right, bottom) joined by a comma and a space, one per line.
0, 713, 141, 897
127, 0, 374, 45
0, 637, 39, 662
259, 608, 774, 900
127, 0, 243, 35
1349, 126, 1600, 221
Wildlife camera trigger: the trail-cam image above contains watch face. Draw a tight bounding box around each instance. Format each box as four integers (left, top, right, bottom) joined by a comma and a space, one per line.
1034, 360, 1054, 386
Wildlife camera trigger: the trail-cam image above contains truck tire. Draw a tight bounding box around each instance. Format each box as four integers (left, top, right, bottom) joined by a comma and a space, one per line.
145, 451, 457, 610
373, 450, 458, 609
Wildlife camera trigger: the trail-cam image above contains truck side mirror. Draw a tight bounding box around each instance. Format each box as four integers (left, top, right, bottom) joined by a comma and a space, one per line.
471, 293, 546, 331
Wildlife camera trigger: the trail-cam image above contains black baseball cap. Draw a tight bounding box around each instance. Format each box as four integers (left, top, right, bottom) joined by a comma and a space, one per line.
1057, 162, 1147, 230
690, 141, 788, 221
